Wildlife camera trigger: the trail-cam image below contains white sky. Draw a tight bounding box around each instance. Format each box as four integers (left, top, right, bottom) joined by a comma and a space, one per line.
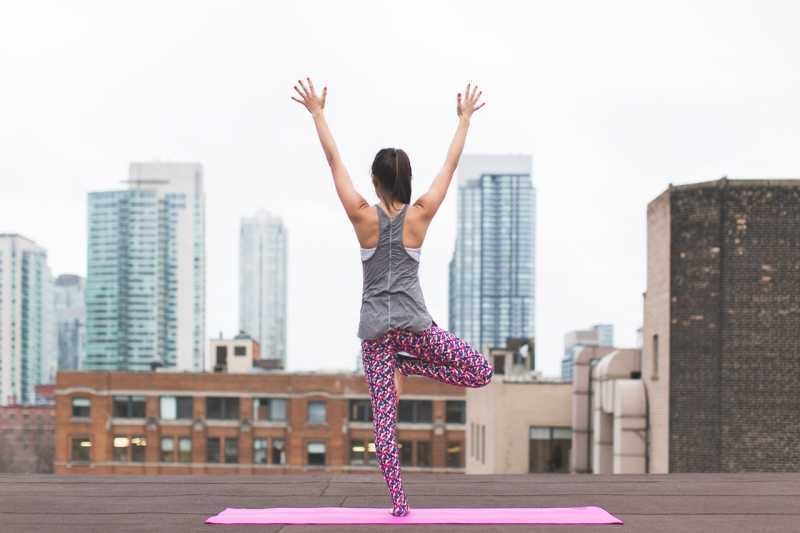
1, 1, 798, 376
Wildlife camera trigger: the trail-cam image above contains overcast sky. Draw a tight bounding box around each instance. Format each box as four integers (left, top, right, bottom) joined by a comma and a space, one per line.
1, 1, 799, 376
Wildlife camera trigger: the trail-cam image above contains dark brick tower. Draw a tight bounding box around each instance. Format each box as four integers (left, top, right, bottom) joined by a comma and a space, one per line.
644, 178, 800, 472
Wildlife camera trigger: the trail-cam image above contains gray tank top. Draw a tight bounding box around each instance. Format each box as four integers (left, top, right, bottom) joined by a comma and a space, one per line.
358, 203, 434, 340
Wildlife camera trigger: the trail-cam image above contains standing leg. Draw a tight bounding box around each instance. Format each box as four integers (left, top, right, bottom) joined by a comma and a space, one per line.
394, 320, 494, 387
361, 337, 410, 516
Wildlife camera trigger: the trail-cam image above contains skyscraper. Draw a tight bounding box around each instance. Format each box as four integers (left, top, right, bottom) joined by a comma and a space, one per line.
0, 234, 55, 405
53, 274, 85, 371
448, 154, 536, 354
85, 162, 206, 371
239, 210, 287, 368
560, 323, 614, 381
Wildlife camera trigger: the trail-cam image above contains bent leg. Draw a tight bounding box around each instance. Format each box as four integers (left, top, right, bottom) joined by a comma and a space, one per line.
361, 338, 410, 516
393, 321, 494, 387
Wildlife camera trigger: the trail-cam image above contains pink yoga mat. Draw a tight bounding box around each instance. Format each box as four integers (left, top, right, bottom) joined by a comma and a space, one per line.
205, 506, 624, 525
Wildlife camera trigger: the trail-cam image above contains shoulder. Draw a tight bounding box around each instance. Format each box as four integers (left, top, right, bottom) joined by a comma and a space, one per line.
348, 202, 376, 224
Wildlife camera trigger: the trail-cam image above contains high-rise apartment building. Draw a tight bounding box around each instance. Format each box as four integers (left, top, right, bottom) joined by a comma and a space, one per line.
85, 162, 206, 371
53, 274, 85, 371
0, 234, 55, 405
239, 210, 287, 368
448, 154, 536, 353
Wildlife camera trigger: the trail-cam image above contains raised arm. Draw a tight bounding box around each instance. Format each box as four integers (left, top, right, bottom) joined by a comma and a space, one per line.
291, 77, 369, 222
414, 83, 485, 222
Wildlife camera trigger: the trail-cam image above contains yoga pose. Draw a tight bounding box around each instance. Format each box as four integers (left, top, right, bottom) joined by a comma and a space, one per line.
291, 77, 493, 517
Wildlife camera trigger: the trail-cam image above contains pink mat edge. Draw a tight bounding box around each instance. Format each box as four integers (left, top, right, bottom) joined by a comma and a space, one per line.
205, 506, 624, 525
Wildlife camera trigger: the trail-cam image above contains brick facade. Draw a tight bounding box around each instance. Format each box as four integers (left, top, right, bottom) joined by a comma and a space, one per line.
666, 179, 800, 472
0, 405, 54, 473
54, 371, 466, 475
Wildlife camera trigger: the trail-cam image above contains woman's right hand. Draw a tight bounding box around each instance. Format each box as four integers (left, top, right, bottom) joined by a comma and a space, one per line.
457, 82, 485, 119
291, 76, 327, 118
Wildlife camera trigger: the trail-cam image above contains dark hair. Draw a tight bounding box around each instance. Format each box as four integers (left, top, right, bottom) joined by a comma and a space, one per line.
371, 147, 412, 206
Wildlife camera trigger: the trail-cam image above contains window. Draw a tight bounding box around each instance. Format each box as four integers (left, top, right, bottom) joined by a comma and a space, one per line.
349, 399, 373, 422
350, 439, 366, 465
178, 438, 192, 463
416, 440, 432, 467
271, 439, 286, 465
112, 396, 146, 418
253, 398, 287, 421
113, 435, 146, 462
307, 442, 326, 465
206, 397, 239, 420
215, 346, 228, 367
160, 396, 193, 420
207, 438, 221, 463
398, 400, 432, 423
446, 442, 463, 468
652, 334, 659, 379
399, 441, 413, 466
446, 400, 466, 424
349, 440, 377, 465
529, 427, 572, 473
71, 437, 91, 462
480, 424, 485, 464
470, 423, 475, 458
234, 345, 247, 356
224, 438, 239, 463
71, 397, 91, 418
161, 437, 175, 462
254, 438, 268, 464
307, 400, 326, 424
493, 354, 506, 375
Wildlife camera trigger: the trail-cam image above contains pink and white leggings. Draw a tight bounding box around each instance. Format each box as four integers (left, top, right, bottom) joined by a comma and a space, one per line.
360, 319, 494, 516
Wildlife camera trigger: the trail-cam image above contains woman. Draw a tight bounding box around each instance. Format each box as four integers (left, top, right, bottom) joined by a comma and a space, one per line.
291, 77, 493, 517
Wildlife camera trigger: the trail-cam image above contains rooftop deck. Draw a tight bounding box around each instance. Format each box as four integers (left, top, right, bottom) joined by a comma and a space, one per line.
2, 473, 799, 532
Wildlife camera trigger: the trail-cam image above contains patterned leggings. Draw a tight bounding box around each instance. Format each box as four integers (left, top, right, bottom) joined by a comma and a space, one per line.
360, 319, 494, 516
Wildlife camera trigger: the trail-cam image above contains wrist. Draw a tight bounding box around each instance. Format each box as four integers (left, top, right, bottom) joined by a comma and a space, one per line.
311, 109, 325, 119
459, 115, 471, 125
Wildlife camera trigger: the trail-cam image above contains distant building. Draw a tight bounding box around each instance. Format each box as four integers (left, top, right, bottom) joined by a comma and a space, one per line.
85, 162, 206, 372
209, 331, 271, 373
54, 274, 85, 371
54, 371, 466, 475
0, 234, 55, 405
573, 178, 800, 475
644, 178, 800, 473
448, 154, 536, 354
239, 210, 287, 368
560, 324, 614, 381
0, 404, 54, 473
467, 344, 570, 474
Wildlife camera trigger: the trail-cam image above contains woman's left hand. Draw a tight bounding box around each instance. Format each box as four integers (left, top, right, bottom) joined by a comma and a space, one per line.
291, 76, 327, 117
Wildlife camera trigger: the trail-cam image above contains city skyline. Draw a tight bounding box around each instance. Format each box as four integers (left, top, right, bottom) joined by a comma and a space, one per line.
2, 1, 799, 376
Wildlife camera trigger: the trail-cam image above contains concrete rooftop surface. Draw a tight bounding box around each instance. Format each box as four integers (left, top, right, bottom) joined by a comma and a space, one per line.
2, 473, 800, 532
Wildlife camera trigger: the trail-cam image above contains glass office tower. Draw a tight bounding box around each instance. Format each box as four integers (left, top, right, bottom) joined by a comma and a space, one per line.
239, 210, 288, 368
54, 274, 86, 371
85, 162, 206, 371
448, 154, 536, 354
0, 234, 55, 405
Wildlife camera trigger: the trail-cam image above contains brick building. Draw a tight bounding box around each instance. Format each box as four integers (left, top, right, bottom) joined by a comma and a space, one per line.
0, 404, 55, 473
643, 178, 800, 472
54, 371, 466, 475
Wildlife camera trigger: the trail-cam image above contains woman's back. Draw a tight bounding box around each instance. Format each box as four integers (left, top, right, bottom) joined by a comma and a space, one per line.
357, 203, 433, 341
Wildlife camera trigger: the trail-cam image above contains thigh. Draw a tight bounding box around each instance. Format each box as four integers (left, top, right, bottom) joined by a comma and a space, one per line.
395, 320, 483, 366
